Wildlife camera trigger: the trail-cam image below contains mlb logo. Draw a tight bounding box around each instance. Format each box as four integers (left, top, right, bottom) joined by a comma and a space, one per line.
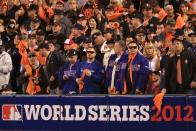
2, 104, 23, 121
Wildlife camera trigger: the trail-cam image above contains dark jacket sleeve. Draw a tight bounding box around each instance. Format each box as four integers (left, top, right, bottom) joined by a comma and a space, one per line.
191, 52, 196, 82
90, 63, 104, 84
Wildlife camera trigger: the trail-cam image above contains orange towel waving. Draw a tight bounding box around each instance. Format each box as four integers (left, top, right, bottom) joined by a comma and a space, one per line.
38, 4, 54, 25
176, 14, 185, 29
18, 40, 29, 66
153, 92, 165, 111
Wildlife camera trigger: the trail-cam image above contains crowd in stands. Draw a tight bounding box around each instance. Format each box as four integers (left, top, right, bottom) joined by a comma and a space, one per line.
0, 0, 195, 95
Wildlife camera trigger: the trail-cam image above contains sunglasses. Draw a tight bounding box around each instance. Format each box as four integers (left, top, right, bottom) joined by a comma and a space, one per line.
128, 46, 137, 49
87, 51, 95, 54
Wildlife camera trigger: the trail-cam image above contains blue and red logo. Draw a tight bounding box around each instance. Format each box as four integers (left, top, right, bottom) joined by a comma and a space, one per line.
2, 104, 23, 121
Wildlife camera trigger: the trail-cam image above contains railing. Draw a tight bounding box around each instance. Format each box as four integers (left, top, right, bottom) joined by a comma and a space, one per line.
0, 95, 195, 131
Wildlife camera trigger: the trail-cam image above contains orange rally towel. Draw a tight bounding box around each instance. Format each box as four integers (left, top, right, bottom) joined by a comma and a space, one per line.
78, 69, 86, 93
25, 65, 41, 95
153, 92, 165, 111
176, 14, 185, 29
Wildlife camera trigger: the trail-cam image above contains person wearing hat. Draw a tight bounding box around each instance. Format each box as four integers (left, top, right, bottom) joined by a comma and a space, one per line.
130, 12, 145, 38
103, 39, 115, 70
36, 29, 45, 44
135, 27, 147, 51
55, 0, 65, 11
20, 52, 49, 95
105, 40, 127, 94
103, 28, 113, 41
76, 14, 88, 30
0, 39, 12, 92
72, 23, 85, 45
77, 37, 93, 61
58, 49, 80, 94
50, 21, 67, 51
62, 38, 76, 62
1, 19, 18, 51
161, 38, 196, 94
38, 43, 65, 95
76, 46, 104, 94
142, 3, 159, 31
146, 28, 156, 43
92, 32, 106, 63
165, 19, 176, 43
187, 32, 196, 55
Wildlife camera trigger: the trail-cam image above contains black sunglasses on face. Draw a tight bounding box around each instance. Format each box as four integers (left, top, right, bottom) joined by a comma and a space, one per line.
128, 46, 138, 49
87, 51, 95, 54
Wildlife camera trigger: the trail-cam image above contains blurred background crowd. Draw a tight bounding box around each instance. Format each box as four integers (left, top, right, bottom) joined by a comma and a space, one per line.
0, 0, 195, 95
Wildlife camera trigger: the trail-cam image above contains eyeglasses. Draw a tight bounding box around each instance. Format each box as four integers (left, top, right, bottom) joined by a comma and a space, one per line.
128, 46, 137, 49
87, 51, 95, 54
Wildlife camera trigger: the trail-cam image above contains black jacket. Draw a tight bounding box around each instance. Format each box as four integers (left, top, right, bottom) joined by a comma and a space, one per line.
45, 52, 65, 89
164, 50, 196, 93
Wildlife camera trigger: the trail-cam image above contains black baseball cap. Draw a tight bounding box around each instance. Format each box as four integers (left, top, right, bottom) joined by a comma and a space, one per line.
92, 32, 102, 41
67, 49, 78, 57
73, 23, 84, 30
106, 39, 115, 45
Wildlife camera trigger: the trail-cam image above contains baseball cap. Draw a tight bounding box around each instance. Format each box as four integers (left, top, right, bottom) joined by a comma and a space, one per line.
84, 37, 92, 43
92, 32, 102, 41
73, 24, 84, 30
77, 14, 86, 20
64, 39, 73, 45
106, 39, 115, 45
7, 21, 15, 29
67, 49, 78, 57
144, 3, 152, 11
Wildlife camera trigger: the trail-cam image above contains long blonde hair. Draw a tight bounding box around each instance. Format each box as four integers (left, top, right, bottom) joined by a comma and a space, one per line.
143, 42, 158, 58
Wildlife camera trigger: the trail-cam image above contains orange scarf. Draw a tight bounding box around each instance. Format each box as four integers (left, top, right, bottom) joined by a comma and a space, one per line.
123, 53, 136, 94
25, 65, 41, 95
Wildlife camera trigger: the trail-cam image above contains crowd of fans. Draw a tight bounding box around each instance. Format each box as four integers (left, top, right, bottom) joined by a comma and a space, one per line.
0, 0, 195, 95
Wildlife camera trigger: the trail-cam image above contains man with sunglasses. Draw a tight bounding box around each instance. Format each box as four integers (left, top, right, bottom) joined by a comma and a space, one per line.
124, 40, 149, 94
76, 46, 104, 94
